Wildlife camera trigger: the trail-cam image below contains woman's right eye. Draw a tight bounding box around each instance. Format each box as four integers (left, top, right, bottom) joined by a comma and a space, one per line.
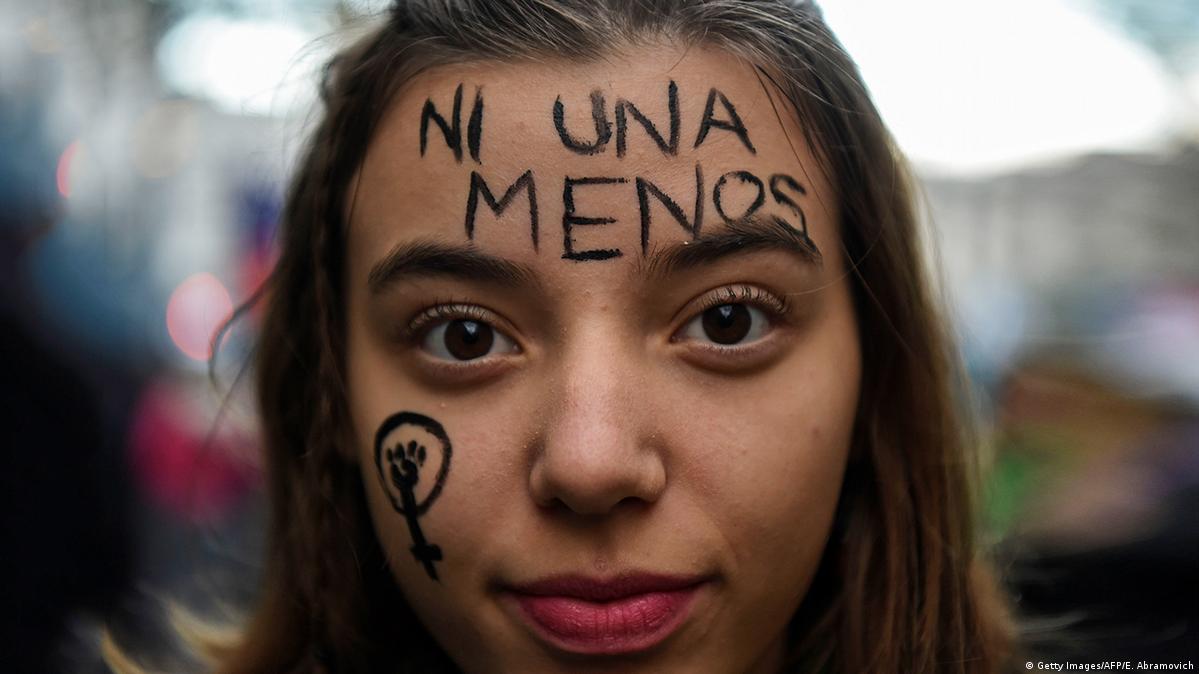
419, 317, 518, 362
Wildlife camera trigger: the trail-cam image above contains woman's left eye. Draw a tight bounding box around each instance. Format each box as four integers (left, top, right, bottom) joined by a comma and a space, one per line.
678, 303, 771, 346
421, 318, 518, 361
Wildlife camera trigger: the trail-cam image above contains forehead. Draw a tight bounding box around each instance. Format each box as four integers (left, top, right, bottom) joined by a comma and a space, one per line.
348, 45, 836, 277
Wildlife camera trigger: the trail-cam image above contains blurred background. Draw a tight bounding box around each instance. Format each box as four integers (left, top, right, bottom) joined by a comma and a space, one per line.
0, 0, 1195, 671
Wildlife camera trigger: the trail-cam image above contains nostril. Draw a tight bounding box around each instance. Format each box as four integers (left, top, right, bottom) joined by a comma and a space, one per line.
615, 495, 650, 512
537, 494, 653, 519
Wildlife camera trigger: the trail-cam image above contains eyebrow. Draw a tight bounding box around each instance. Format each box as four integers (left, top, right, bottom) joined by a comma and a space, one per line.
368, 216, 821, 293
642, 215, 823, 279
367, 239, 540, 294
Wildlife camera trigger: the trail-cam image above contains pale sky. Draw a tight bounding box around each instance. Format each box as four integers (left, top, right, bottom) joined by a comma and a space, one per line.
156, 0, 1185, 176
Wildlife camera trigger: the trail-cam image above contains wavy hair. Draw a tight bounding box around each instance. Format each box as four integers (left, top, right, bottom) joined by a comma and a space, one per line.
109, 1, 1014, 672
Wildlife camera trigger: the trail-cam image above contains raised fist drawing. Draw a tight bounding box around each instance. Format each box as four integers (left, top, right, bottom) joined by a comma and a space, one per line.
387, 439, 427, 490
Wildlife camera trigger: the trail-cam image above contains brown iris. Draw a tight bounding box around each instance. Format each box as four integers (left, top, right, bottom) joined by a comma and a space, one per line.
701, 304, 752, 344
443, 319, 494, 360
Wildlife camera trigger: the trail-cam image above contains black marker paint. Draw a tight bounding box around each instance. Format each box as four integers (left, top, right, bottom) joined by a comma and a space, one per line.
693, 88, 756, 155
553, 90, 612, 155
562, 176, 626, 261
615, 80, 679, 158
420, 83, 484, 164
420, 83, 463, 162
467, 87, 484, 164
464, 170, 539, 250
636, 163, 704, 253
769, 173, 811, 240
374, 411, 453, 582
713, 170, 766, 224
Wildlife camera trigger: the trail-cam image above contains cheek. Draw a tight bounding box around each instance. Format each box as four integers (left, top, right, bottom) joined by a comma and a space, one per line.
348, 338, 531, 579
681, 382, 854, 548
353, 388, 542, 663
673, 312, 860, 590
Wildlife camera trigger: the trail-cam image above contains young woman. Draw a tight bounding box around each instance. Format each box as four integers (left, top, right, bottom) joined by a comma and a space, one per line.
115, 1, 1015, 671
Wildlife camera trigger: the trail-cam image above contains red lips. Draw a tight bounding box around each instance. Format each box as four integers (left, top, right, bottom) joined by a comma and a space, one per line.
505, 573, 708, 655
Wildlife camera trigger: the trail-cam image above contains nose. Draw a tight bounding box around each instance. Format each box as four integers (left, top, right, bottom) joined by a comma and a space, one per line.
527, 338, 667, 516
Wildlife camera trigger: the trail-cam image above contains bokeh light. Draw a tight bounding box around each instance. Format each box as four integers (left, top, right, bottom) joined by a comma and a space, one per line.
55, 140, 80, 198
165, 271, 233, 362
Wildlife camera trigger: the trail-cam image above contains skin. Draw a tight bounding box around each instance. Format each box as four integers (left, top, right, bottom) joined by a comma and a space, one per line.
343, 45, 861, 673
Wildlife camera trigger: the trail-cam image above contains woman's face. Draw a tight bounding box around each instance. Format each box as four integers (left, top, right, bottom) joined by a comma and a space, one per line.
344, 46, 861, 673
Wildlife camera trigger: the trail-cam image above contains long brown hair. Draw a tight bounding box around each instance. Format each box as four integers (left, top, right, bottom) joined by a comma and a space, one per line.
111, 1, 1014, 672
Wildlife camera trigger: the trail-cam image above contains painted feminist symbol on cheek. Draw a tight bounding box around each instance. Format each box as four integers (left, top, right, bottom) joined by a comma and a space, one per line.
374, 411, 453, 581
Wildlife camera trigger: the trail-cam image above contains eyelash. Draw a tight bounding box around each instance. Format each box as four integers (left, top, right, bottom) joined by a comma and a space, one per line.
403, 300, 495, 342
693, 284, 791, 319
399, 284, 791, 374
